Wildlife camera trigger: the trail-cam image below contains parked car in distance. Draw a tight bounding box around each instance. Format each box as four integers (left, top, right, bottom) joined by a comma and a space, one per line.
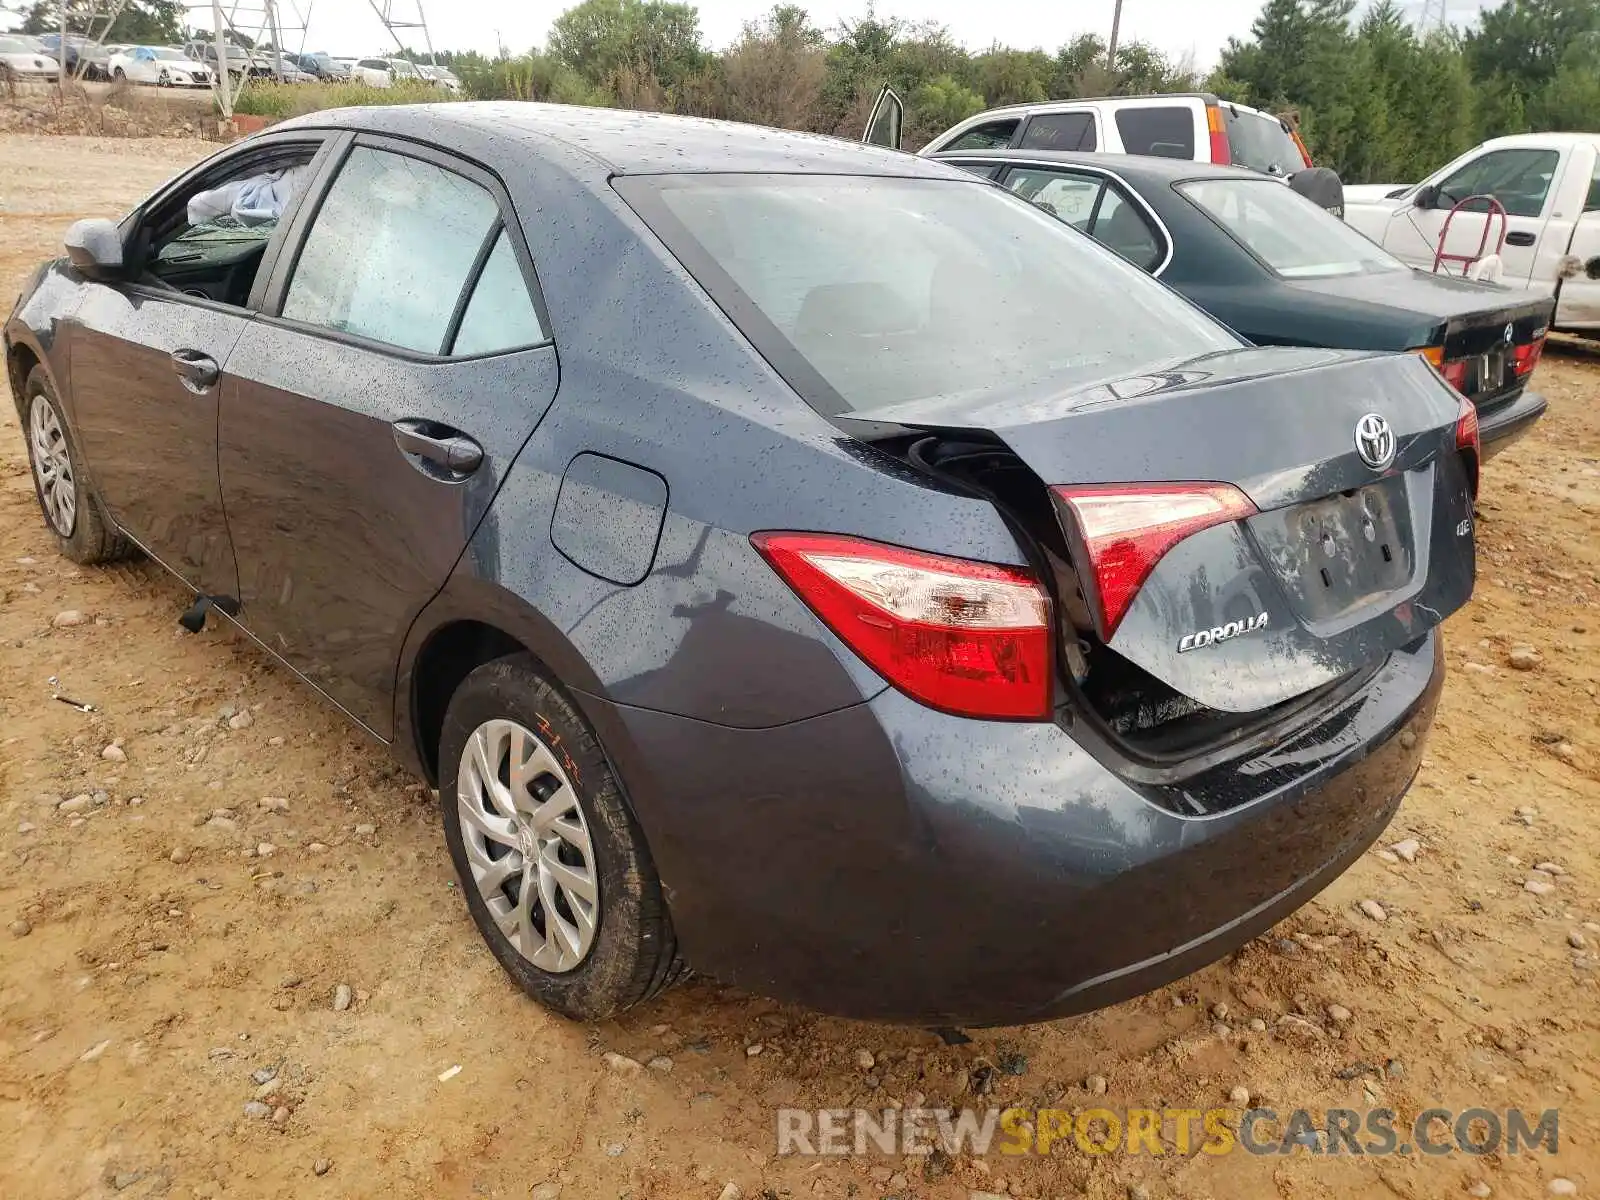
35, 32, 89, 73
0, 34, 59, 77
419, 63, 462, 92
350, 56, 395, 86
1343, 133, 1600, 333
184, 40, 270, 78
109, 45, 211, 87
290, 51, 349, 80
6, 103, 1478, 1027
868, 89, 1343, 216
933, 148, 1552, 457
80, 41, 129, 81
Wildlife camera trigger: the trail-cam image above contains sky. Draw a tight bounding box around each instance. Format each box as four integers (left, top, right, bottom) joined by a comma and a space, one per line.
218, 0, 1273, 69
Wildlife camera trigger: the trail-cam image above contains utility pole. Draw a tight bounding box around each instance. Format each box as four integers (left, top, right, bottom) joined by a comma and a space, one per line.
1107, 0, 1123, 72
212, 0, 232, 120
57, 0, 67, 91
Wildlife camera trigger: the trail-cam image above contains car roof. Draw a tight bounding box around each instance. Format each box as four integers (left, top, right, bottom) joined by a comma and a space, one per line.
280, 102, 971, 179
945, 92, 1224, 121
931, 147, 1270, 184
1480, 131, 1600, 149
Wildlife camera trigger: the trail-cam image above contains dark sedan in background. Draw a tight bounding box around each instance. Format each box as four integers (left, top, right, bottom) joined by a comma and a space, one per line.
934, 149, 1552, 456
7, 104, 1477, 1026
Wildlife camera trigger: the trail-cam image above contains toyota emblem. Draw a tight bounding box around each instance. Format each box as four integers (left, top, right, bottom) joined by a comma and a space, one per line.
1355, 413, 1396, 471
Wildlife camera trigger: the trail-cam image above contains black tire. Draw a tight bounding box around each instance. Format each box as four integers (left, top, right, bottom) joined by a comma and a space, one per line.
438, 653, 683, 1020
20, 366, 133, 566
112, 67, 125, 81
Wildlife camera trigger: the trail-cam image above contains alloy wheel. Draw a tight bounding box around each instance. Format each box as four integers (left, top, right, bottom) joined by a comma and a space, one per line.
456, 718, 600, 973
28, 395, 77, 538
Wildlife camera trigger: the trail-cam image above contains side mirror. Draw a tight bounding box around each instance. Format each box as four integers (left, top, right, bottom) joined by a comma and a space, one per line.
63, 218, 124, 280
1413, 184, 1438, 209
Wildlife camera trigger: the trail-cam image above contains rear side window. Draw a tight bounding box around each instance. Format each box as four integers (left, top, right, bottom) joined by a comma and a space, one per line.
943, 119, 1020, 152
1092, 188, 1163, 271
451, 230, 548, 355
282, 146, 500, 354
1222, 109, 1304, 176
1587, 156, 1600, 211
1114, 107, 1195, 160
616, 174, 1235, 416
1020, 113, 1096, 152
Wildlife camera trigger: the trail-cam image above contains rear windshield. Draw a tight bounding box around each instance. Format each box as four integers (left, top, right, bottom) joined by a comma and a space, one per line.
617, 174, 1236, 416
1223, 109, 1305, 176
1179, 178, 1407, 279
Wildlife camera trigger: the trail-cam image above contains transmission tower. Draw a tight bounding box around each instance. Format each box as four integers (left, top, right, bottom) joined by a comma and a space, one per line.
1415, 0, 1449, 32
366, 0, 437, 67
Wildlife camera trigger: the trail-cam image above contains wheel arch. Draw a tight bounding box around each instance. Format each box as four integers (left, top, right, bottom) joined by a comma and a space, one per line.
6, 337, 42, 420
395, 576, 607, 785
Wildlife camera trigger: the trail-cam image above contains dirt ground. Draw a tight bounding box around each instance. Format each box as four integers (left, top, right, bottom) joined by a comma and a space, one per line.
0, 134, 1597, 1200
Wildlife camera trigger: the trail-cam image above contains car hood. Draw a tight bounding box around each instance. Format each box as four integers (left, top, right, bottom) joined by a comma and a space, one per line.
1284, 269, 1553, 325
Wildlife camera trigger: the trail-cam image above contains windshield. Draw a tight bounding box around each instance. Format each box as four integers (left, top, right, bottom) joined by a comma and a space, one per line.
619, 174, 1237, 416
0, 37, 30, 52
1179, 178, 1408, 279
153, 48, 188, 61
391, 59, 420, 75
1223, 109, 1305, 176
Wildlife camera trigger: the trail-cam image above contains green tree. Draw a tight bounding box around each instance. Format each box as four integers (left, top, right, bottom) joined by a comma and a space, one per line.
21, 0, 183, 42
548, 0, 705, 92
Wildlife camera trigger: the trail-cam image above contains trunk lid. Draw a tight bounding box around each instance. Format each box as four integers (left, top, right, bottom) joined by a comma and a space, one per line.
843, 347, 1476, 714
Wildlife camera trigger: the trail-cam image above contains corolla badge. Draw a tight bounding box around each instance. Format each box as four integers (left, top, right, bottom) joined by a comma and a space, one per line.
1354, 413, 1396, 471
1178, 613, 1269, 653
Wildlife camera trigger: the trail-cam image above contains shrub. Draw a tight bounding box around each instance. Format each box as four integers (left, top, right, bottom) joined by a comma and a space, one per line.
233, 80, 446, 119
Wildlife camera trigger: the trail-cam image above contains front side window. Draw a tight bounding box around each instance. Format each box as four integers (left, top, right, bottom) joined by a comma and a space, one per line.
1020, 112, 1097, 152
1180, 177, 1407, 278
618, 174, 1236, 416
1002, 166, 1102, 232
1435, 148, 1559, 218
1587, 156, 1600, 211
942, 120, 1020, 152
1114, 106, 1195, 160
282, 146, 498, 353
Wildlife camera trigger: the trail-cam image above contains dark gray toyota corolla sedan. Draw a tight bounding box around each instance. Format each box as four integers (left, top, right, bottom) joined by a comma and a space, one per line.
5, 103, 1478, 1027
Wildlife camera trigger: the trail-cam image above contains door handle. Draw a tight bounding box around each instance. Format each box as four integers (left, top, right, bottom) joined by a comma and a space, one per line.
1505, 231, 1536, 247
170, 349, 219, 392
392, 419, 483, 475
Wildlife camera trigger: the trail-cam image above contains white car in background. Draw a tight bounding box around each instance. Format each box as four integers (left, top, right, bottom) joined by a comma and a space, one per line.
0, 34, 60, 77
109, 45, 211, 87
419, 64, 462, 92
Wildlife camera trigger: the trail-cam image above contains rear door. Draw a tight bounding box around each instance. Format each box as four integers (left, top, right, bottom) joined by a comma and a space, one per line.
1556, 151, 1600, 330
220, 136, 558, 736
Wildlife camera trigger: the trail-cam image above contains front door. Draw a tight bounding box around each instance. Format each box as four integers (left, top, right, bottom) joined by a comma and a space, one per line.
1382, 145, 1562, 284
64, 133, 333, 597
220, 138, 559, 735
68, 285, 251, 595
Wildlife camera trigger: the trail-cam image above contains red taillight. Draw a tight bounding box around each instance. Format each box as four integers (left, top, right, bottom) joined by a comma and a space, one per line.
1512, 335, 1545, 376
1456, 395, 1481, 497
1439, 359, 1470, 392
1051, 484, 1258, 639
1206, 104, 1231, 165
751, 532, 1053, 720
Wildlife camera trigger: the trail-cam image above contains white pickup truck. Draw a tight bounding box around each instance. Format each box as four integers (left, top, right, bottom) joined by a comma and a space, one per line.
1343, 132, 1600, 332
